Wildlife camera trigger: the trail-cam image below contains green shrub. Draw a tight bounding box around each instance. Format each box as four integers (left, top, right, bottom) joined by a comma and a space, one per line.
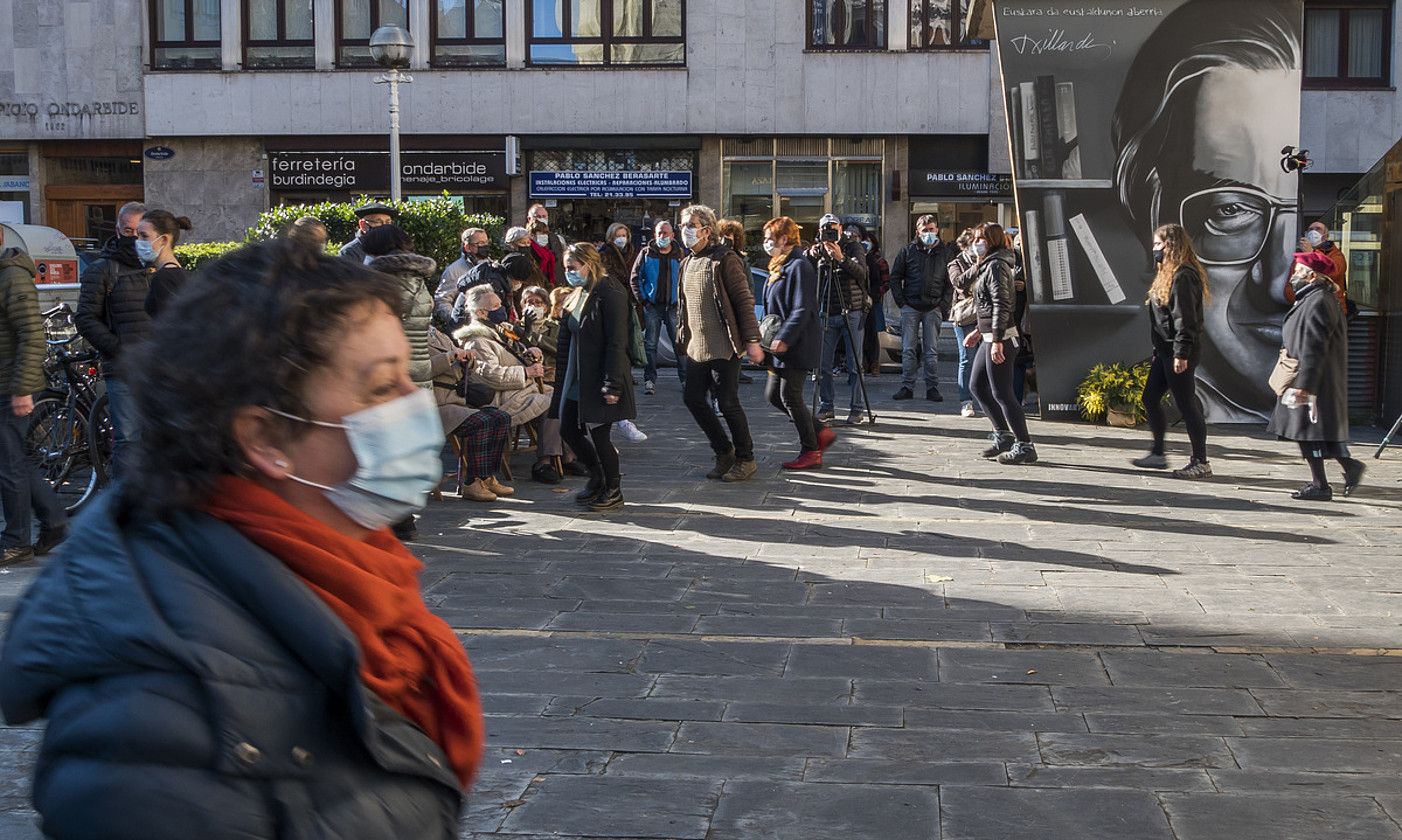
1076, 361, 1153, 424
245, 194, 505, 274
174, 241, 243, 272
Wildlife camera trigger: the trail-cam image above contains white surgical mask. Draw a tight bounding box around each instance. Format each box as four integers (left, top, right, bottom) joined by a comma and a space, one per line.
535, 234, 550, 247
1305, 229, 1324, 246
613, 236, 629, 249
681, 227, 701, 249
972, 241, 988, 257
920, 232, 939, 246
861, 240, 873, 253
655, 235, 672, 249
134, 238, 160, 265
763, 239, 779, 256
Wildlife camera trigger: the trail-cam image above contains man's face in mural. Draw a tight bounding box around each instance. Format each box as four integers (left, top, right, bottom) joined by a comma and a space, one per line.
1166, 66, 1299, 420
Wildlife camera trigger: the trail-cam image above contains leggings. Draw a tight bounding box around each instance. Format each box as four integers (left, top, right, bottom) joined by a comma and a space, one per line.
451, 407, 511, 481
766, 367, 818, 452
969, 340, 1030, 442
1299, 440, 1356, 487
1143, 351, 1208, 463
559, 398, 621, 488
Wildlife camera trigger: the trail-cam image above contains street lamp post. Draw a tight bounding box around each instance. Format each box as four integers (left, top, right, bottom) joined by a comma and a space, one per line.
370, 26, 415, 203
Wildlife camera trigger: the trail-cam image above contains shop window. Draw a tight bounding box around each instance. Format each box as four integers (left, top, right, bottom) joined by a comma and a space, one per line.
1304, 1, 1392, 88
0, 153, 30, 225
432, 0, 507, 66
337, 0, 409, 67
722, 138, 886, 247
527, 0, 686, 66
245, 0, 315, 69
807, 0, 887, 51
832, 160, 882, 236
150, 0, 222, 69
908, 0, 987, 49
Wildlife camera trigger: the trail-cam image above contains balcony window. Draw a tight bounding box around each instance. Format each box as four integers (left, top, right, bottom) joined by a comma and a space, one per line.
150, 0, 221, 69
527, 0, 685, 66
908, 0, 987, 49
245, 0, 315, 69
432, 0, 507, 66
807, 0, 886, 51
1304, 2, 1392, 88
338, 0, 409, 67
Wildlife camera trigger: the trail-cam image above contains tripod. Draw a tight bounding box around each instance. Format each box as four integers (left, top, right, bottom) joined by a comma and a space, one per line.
1375, 411, 1402, 459
810, 254, 877, 426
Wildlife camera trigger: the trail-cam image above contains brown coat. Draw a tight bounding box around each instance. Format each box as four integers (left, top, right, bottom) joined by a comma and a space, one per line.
676, 243, 762, 359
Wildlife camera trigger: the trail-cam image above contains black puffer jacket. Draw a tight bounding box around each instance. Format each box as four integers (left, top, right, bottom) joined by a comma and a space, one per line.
1148, 265, 1204, 363
973, 248, 1019, 341
889, 240, 955, 314
805, 240, 869, 316
549, 275, 637, 426
75, 237, 153, 378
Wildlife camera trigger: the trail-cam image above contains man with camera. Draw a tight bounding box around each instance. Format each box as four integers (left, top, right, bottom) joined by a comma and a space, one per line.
889, 215, 954, 402
806, 214, 869, 425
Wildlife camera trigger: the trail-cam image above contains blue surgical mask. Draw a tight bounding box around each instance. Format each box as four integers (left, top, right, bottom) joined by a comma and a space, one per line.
565, 270, 587, 287
134, 239, 159, 265
972, 241, 988, 258
920, 232, 939, 247
269, 389, 446, 532
613, 236, 629, 249
655, 236, 672, 249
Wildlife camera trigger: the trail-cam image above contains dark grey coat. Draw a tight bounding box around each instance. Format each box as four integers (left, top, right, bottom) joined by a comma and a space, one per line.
1267, 282, 1349, 443
549, 275, 637, 426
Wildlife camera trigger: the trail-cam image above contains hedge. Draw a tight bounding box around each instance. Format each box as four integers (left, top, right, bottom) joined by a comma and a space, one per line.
174, 241, 243, 272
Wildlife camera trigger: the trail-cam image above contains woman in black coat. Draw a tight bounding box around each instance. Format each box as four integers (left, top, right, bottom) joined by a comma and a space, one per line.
1132, 224, 1212, 478
761, 216, 831, 469
964, 222, 1037, 465
550, 242, 636, 511
1268, 252, 1364, 500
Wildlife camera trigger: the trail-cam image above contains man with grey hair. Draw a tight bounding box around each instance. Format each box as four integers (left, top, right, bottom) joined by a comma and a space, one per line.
435, 227, 491, 326
675, 204, 765, 482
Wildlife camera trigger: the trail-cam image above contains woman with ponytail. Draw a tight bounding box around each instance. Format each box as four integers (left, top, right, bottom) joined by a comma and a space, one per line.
138, 209, 194, 318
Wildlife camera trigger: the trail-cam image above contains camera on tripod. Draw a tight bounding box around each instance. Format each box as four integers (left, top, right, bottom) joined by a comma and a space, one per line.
820, 226, 842, 243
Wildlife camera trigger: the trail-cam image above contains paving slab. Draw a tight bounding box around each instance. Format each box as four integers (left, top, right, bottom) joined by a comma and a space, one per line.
939, 786, 1174, 840
1160, 793, 1402, 840
498, 776, 722, 839
708, 781, 940, 840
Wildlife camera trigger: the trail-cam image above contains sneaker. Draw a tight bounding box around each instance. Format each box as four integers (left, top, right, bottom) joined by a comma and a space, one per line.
588, 486, 625, 512
721, 459, 758, 482
707, 449, 737, 480
998, 441, 1039, 465
1171, 460, 1212, 479
461, 479, 498, 503
1342, 458, 1366, 497
531, 461, 562, 484
1131, 453, 1169, 470
960, 401, 976, 418
33, 525, 68, 557
845, 410, 868, 426
892, 387, 915, 401
781, 450, 823, 470
981, 431, 1015, 458
817, 426, 838, 452
644, 380, 656, 395
484, 476, 515, 496
816, 408, 836, 423
1, 545, 35, 567
615, 419, 647, 442
1291, 483, 1334, 501
926, 387, 944, 402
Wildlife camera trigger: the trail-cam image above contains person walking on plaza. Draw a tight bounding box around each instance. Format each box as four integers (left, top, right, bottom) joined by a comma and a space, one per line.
947, 227, 980, 416
75, 200, 152, 477
0, 226, 67, 566
0, 241, 484, 837
1131, 224, 1212, 478
1269, 251, 1365, 500
889, 215, 953, 402
630, 220, 688, 395
337, 200, 396, 263
527, 218, 559, 289
550, 243, 636, 512
807, 214, 869, 425
505, 226, 549, 289
965, 223, 1038, 465
139, 210, 193, 319
676, 205, 766, 482
762, 216, 833, 470
527, 204, 566, 285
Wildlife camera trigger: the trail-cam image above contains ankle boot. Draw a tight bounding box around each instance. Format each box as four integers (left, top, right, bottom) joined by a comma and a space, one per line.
707, 449, 737, 480
589, 485, 625, 512
981, 431, 1015, 458
575, 470, 605, 505
781, 450, 823, 470
997, 441, 1039, 466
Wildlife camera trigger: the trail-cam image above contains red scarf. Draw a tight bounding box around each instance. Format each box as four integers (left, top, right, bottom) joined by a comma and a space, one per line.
203, 476, 484, 788
530, 240, 557, 286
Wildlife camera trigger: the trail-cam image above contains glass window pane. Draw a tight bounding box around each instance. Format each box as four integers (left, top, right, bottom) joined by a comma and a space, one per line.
777, 161, 828, 193
1305, 9, 1340, 77
833, 161, 882, 226
286, 0, 315, 40
1348, 9, 1386, 79
653, 0, 682, 37
434, 43, 507, 64
572, 0, 600, 37
870, 0, 885, 48
157, 0, 185, 41
379, 0, 408, 27
614, 0, 643, 37
193, 0, 221, 40
533, 0, 562, 37
475, 0, 504, 38
247, 44, 316, 67
249, 0, 279, 41
343, 0, 371, 39
438, 0, 467, 37
611, 42, 683, 63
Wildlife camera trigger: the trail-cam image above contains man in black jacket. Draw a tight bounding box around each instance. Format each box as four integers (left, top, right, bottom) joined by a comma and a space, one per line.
889, 215, 954, 402
806, 214, 870, 424
75, 201, 152, 477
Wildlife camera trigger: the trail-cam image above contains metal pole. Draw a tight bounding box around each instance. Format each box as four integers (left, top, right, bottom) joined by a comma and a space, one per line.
388, 68, 402, 203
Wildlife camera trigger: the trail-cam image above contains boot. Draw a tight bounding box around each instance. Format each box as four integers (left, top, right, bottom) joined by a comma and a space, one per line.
1341, 458, 1366, 497
997, 441, 1039, 465
981, 431, 1015, 459
575, 470, 605, 505
781, 450, 823, 470
707, 449, 737, 480
817, 426, 838, 451
33, 525, 68, 557
589, 485, 625, 512
462, 478, 498, 503
484, 475, 515, 496
721, 458, 758, 482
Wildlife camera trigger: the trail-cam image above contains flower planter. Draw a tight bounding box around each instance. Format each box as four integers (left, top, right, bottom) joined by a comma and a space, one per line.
1106, 407, 1140, 427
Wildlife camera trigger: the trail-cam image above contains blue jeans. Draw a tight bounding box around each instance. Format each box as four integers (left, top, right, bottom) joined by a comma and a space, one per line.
818, 311, 865, 412
0, 395, 67, 548
104, 377, 140, 479
642, 302, 685, 386
899, 305, 941, 393
951, 323, 975, 403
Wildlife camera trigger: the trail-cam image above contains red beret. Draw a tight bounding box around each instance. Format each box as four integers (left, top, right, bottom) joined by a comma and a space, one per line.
1293, 251, 1335, 276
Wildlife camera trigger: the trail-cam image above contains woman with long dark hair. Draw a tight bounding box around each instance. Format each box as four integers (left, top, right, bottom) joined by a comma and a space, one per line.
964, 223, 1037, 465
762, 216, 832, 469
1132, 223, 1212, 477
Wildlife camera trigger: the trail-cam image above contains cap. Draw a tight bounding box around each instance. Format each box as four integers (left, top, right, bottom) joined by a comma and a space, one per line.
819, 213, 842, 229
504, 226, 529, 245
354, 201, 397, 219
1293, 251, 1334, 276
501, 252, 534, 281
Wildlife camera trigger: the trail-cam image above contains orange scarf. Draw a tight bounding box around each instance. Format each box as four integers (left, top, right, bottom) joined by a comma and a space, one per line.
203, 476, 484, 788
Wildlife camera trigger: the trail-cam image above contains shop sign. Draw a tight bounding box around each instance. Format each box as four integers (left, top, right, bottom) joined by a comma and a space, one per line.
268, 150, 507, 192
529, 171, 693, 199
0, 176, 30, 191
910, 170, 1012, 198
144, 146, 176, 161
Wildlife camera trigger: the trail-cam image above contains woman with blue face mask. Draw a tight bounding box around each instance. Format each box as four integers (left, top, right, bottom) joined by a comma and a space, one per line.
137, 209, 192, 318
0, 241, 485, 838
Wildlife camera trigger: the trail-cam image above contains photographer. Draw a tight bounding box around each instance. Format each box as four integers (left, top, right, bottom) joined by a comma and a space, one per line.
805, 214, 869, 425
889, 215, 954, 402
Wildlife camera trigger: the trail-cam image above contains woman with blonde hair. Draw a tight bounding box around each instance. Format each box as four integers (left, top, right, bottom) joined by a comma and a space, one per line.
1132, 223, 1211, 477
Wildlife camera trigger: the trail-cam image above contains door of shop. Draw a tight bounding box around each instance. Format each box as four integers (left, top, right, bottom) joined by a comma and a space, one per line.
45, 185, 146, 242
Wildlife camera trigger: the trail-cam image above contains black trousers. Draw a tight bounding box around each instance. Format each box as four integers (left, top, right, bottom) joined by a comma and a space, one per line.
969, 340, 1030, 442
684, 356, 754, 461
559, 398, 621, 488
766, 367, 818, 452
1143, 350, 1207, 462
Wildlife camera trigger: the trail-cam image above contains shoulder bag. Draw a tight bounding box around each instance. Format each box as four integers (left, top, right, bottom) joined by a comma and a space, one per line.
1267, 348, 1299, 396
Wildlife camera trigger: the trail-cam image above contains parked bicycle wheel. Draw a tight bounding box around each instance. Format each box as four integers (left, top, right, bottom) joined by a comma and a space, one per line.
87, 393, 114, 488
25, 391, 100, 514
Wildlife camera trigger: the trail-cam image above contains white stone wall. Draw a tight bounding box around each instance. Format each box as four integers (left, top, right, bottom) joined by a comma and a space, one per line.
142, 137, 269, 243
1300, 2, 1402, 175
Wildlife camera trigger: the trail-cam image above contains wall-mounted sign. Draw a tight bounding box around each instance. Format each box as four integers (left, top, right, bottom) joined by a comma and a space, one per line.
0, 176, 31, 192
268, 150, 508, 192
144, 146, 176, 161
251, 168, 265, 189
909, 170, 1012, 199
529, 171, 693, 199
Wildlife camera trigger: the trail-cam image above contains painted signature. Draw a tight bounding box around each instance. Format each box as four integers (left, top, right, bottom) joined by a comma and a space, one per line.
1009, 29, 1114, 60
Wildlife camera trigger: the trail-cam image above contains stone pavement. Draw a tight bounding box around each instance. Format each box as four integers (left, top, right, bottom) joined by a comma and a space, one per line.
4, 362, 1402, 839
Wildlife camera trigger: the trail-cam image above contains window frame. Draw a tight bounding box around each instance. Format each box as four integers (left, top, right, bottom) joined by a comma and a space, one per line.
335, 0, 411, 68
429, 0, 508, 67
805, 0, 887, 52
1303, 0, 1394, 89
149, 0, 222, 71
524, 0, 688, 68
242, 0, 317, 69
906, 0, 988, 51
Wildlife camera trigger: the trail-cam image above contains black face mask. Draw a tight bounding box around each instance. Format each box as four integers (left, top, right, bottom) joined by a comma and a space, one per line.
488, 307, 509, 324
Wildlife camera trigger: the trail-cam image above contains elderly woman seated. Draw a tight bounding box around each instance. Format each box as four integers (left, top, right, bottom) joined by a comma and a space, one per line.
427, 324, 515, 502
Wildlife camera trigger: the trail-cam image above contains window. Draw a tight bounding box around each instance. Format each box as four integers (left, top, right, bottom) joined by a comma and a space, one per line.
1304, 1, 1392, 87
807, 0, 886, 51
432, 0, 506, 66
150, 0, 221, 69
908, 0, 986, 49
337, 0, 409, 67
245, 0, 315, 68
526, 0, 685, 66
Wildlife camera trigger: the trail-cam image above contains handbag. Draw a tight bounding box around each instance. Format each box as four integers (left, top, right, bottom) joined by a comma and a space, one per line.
457, 372, 496, 408
1268, 348, 1299, 396
949, 295, 978, 328
759, 314, 783, 349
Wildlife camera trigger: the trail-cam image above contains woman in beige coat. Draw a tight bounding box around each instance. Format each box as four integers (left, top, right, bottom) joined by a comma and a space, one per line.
428, 326, 515, 502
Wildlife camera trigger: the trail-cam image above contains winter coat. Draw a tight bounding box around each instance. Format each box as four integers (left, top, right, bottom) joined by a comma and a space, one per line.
972, 248, 1019, 342
75, 237, 153, 379
457, 321, 552, 425
435, 260, 513, 331
1149, 265, 1205, 364
600, 241, 639, 287
1267, 282, 1349, 443
338, 236, 367, 264
427, 326, 498, 433
440, 252, 479, 295
889, 239, 955, 315
805, 239, 870, 316
1285, 242, 1348, 309
764, 249, 821, 371
529, 242, 557, 288
144, 264, 190, 319
865, 249, 890, 302
677, 242, 762, 360
549, 275, 636, 426
0, 248, 44, 397
629, 242, 686, 307
0, 492, 463, 840
369, 252, 437, 389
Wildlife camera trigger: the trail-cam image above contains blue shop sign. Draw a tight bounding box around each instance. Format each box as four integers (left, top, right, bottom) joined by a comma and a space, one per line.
529, 170, 692, 199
